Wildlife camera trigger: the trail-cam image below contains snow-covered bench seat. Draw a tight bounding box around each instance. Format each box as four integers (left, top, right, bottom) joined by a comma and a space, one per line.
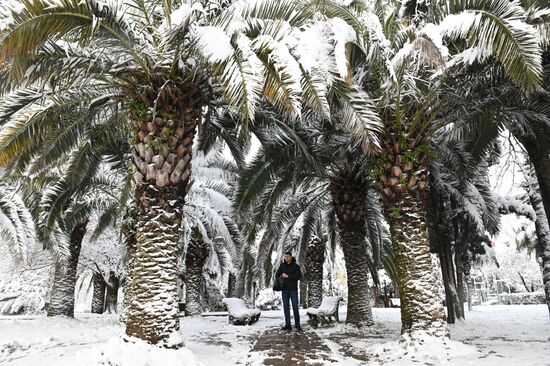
222, 298, 261, 325
306, 296, 343, 325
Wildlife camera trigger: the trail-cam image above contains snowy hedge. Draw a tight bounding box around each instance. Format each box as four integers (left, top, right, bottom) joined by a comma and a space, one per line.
496, 292, 546, 305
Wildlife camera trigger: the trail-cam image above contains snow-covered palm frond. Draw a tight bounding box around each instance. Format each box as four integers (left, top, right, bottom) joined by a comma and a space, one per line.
440, 0, 542, 92
253, 34, 303, 118
0, 0, 150, 77
210, 35, 265, 120
0, 189, 35, 263
330, 81, 382, 153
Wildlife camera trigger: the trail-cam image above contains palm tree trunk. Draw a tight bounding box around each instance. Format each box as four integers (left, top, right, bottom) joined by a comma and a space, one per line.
91, 271, 106, 314
184, 228, 208, 316
517, 130, 550, 230
462, 252, 474, 312
125, 80, 200, 345
306, 236, 325, 308
524, 164, 550, 318
105, 271, 119, 314
120, 206, 137, 322
47, 222, 87, 317
439, 242, 455, 324
300, 276, 308, 308
329, 181, 373, 327
384, 191, 448, 338
227, 272, 237, 298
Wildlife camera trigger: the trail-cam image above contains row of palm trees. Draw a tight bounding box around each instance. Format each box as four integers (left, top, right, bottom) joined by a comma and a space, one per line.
0, 0, 549, 348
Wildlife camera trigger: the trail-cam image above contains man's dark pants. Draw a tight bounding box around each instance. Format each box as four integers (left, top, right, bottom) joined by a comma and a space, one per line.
282, 290, 300, 327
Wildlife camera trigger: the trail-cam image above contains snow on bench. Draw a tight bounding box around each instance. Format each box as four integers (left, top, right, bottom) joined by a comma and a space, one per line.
306, 296, 343, 325
222, 298, 261, 325
390, 298, 401, 308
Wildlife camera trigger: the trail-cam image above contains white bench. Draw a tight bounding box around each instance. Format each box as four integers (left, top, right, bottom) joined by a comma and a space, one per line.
222, 298, 261, 325
306, 296, 343, 325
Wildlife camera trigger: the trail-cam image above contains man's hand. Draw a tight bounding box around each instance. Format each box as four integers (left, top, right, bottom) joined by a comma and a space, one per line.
282, 273, 289, 278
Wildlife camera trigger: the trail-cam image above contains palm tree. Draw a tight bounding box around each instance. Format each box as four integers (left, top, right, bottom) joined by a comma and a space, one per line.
342, 0, 543, 338
234, 109, 391, 326
426, 135, 502, 322
179, 149, 243, 316
0, 0, 380, 344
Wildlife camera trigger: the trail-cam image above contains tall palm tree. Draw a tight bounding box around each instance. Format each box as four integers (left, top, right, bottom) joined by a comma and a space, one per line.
0, 0, 380, 344
179, 149, 243, 316
342, 0, 543, 338
234, 110, 391, 326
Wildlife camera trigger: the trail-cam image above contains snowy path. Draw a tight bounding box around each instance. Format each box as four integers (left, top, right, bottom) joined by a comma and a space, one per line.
0, 305, 548, 365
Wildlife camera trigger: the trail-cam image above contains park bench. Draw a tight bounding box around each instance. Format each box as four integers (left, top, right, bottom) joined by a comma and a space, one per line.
222, 298, 261, 325
306, 296, 343, 325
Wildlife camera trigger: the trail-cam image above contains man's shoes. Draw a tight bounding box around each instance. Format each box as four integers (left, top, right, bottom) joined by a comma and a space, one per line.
281, 325, 292, 331
295, 326, 303, 332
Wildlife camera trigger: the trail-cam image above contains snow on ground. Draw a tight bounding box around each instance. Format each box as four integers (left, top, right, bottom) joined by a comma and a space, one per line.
0, 305, 548, 365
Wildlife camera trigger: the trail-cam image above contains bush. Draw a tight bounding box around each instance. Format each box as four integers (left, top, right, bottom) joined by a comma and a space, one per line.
497, 291, 546, 305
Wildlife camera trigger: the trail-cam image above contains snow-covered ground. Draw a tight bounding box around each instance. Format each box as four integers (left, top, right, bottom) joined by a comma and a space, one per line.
0, 305, 548, 365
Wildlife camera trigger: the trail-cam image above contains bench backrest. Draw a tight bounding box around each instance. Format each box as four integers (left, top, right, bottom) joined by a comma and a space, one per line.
317, 296, 343, 313
222, 297, 247, 314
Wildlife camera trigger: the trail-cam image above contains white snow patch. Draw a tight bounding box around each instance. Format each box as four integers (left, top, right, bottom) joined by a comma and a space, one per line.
91, 336, 202, 366
193, 26, 233, 63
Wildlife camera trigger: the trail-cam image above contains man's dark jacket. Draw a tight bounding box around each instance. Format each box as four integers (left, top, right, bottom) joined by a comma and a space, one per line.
275, 258, 302, 291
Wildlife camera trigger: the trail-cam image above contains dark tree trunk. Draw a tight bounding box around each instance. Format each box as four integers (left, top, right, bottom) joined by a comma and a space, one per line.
48, 221, 87, 317
329, 181, 373, 327
516, 128, 550, 232
227, 272, 237, 298
120, 205, 137, 322
524, 162, 550, 318
91, 272, 106, 314
300, 276, 308, 308
184, 228, 208, 316
125, 79, 201, 346
439, 242, 455, 324
305, 236, 325, 308
105, 271, 120, 314
453, 253, 466, 319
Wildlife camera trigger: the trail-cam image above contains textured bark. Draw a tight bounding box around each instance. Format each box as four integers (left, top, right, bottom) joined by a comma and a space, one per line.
120, 206, 137, 322
227, 272, 237, 298
462, 253, 474, 312
305, 236, 325, 308
524, 164, 550, 318
384, 192, 448, 337
105, 272, 120, 314
184, 229, 208, 316
517, 129, 550, 233
439, 243, 455, 324
91, 272, 106, 314
48, 222, 87, 317
125, 79, 201, 346
329, 181, 373, 327
300, 276, 308, 308
452, 211, 466, 319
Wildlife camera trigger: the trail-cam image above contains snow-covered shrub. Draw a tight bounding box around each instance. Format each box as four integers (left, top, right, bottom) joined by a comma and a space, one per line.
497, 291, 545, 305
0, 241, 53, 315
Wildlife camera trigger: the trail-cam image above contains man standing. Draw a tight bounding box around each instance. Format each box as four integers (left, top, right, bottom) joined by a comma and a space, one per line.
276, 251, 302, 331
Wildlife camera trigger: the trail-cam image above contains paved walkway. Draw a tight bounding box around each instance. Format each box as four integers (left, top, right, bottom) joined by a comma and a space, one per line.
246, 325, 343, 365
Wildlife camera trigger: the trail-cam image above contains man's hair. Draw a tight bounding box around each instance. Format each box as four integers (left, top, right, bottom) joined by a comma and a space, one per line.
284, 251, 292, 256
